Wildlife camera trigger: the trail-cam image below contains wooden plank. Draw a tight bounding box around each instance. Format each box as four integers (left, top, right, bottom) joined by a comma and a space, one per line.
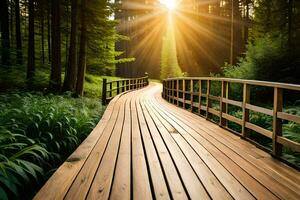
84, 97, 127, 199
242, 83, 250, 137
148, 101, 277, 200
223, 98, 242, 107
198, 80, 202, 115
172, 133, 234, 200
154, 93, 300, 193
130, 96, 153, 200
190, 79, 193, 111
176, 79, 179, 106
164, 77, 300, 92
136, 97, 170, 199
64, 94, 127, 200
277, 136, 300, 152
206, 80, 211, 119
222, 113, 243, 125
273, 88, 283, 156
277, 112, 300, 124
183, 79, 186, 108
208, 107, 220, 116
245, 122, 273, 138
152, 90, 300, 199
110, 97, 132, 200
246, 103, 273, 116
34, 95, 121, 200
208, 94, 220, 101
140, 100, 188, 199
146, 99, 256, 199
144, 101, 210, 200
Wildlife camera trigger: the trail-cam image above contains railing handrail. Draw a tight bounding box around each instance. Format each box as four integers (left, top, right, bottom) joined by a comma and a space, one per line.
162, 77, 300, 168
165, 77, 300, 91
106, 76, 149, 84
102, 74, 149, 105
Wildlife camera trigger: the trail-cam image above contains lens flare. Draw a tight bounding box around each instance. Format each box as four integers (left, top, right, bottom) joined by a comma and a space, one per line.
160, 0, 177, 10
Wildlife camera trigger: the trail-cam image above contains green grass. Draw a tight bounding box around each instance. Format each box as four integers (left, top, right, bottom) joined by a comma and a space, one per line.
84, 74, 122, 98
0, 92, 105, 199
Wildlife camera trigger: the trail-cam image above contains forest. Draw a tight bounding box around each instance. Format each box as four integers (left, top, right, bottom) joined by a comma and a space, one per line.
0, 0, 299, 199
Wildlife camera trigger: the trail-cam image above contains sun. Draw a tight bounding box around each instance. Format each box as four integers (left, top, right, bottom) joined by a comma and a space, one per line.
160, 0, 177, 10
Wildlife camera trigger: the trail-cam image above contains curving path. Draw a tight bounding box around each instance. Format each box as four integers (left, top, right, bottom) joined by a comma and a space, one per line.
35, 83, 300, 200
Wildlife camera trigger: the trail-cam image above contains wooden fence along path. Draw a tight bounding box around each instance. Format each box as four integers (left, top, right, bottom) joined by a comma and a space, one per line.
35, 79, 300, 200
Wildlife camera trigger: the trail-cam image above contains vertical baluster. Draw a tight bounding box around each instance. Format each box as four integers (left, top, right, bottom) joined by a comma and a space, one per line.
206, 80, 211, 119
102, 78, 107, 105
177, 79, 179, 106
109, 82, 112, 98
198, 80, 202, 115
272, 87, 283, 157
172, 80, 175, 104
242, 83, 250, 137
117, 81, 120, 95
190, 79, 193, 112
183, 79, 186, 108
122, 80, 125, 92
220, 81, 228, 127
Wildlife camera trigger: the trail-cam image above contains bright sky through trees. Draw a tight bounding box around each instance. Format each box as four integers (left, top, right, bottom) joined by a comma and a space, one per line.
159, 0, 178, 10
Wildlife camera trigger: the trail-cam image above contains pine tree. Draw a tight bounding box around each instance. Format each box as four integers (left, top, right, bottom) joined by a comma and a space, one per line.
49, 0, 62, 91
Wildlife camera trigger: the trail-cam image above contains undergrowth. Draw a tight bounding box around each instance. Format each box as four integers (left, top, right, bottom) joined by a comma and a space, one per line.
0, 92, 105, 199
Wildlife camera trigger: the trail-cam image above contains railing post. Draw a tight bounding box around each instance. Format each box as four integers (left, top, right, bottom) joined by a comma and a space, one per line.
102, 78, 107, 105
145, 72, 149, 86
206, 80, 211, 119
220, 81, 228, 127
109, 82, 113, 98
190, 79, 193, 112
172, 80, 175, 104
242, 83, 250, 138
183, 79, 186, 108
117, 81, 120, 94
168, 81, 171, 102
177, 80, 179, 106
272, 87, 283, 157
198, 80, 202, 115
122, 80, 125, 92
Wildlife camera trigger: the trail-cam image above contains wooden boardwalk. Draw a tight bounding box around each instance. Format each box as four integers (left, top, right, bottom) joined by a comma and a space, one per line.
35, 83, 300, 200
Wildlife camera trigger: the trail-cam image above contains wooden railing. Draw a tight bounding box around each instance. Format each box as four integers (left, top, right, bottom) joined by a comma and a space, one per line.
162, 77, 300, 159
102, 75, 149, 105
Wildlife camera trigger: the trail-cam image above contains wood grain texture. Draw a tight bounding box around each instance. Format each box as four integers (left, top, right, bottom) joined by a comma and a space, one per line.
35, 83, 300, 200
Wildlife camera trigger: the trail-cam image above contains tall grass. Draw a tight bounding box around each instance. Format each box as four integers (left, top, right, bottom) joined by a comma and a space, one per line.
0, 92, 105, 199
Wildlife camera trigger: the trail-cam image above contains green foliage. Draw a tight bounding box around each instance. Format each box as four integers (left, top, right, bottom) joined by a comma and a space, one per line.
160, 24, 182, 80
227, 105, 300, 167
222, 34, 299, 83
0, 92, 105, 198
84, 74, 121, 98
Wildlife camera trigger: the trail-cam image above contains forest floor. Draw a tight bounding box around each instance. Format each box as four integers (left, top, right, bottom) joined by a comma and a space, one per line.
0, 70, 125, 199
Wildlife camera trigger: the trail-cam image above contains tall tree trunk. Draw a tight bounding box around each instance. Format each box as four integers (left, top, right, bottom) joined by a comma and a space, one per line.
76, 0, 87, 96
10, 0, 14, 46
230, 0, 234, 64
49, 0, 61, 91
27, 0, 35, 81
0, 0, 11, 66
15, 0, 22, 64
47, 1, 51, 63
288, 0, 293, 49
65, 1, 69, 64
41, 12, 45, 64
63, 0, 78, 92
244, 0, 249, 45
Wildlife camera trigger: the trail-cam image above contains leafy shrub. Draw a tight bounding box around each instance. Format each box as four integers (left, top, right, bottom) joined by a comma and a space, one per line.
0, 92, 105, 199
222, 34, 300, 84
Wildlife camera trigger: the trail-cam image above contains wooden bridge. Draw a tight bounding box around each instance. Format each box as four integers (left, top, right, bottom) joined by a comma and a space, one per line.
35, 80, 300, 199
